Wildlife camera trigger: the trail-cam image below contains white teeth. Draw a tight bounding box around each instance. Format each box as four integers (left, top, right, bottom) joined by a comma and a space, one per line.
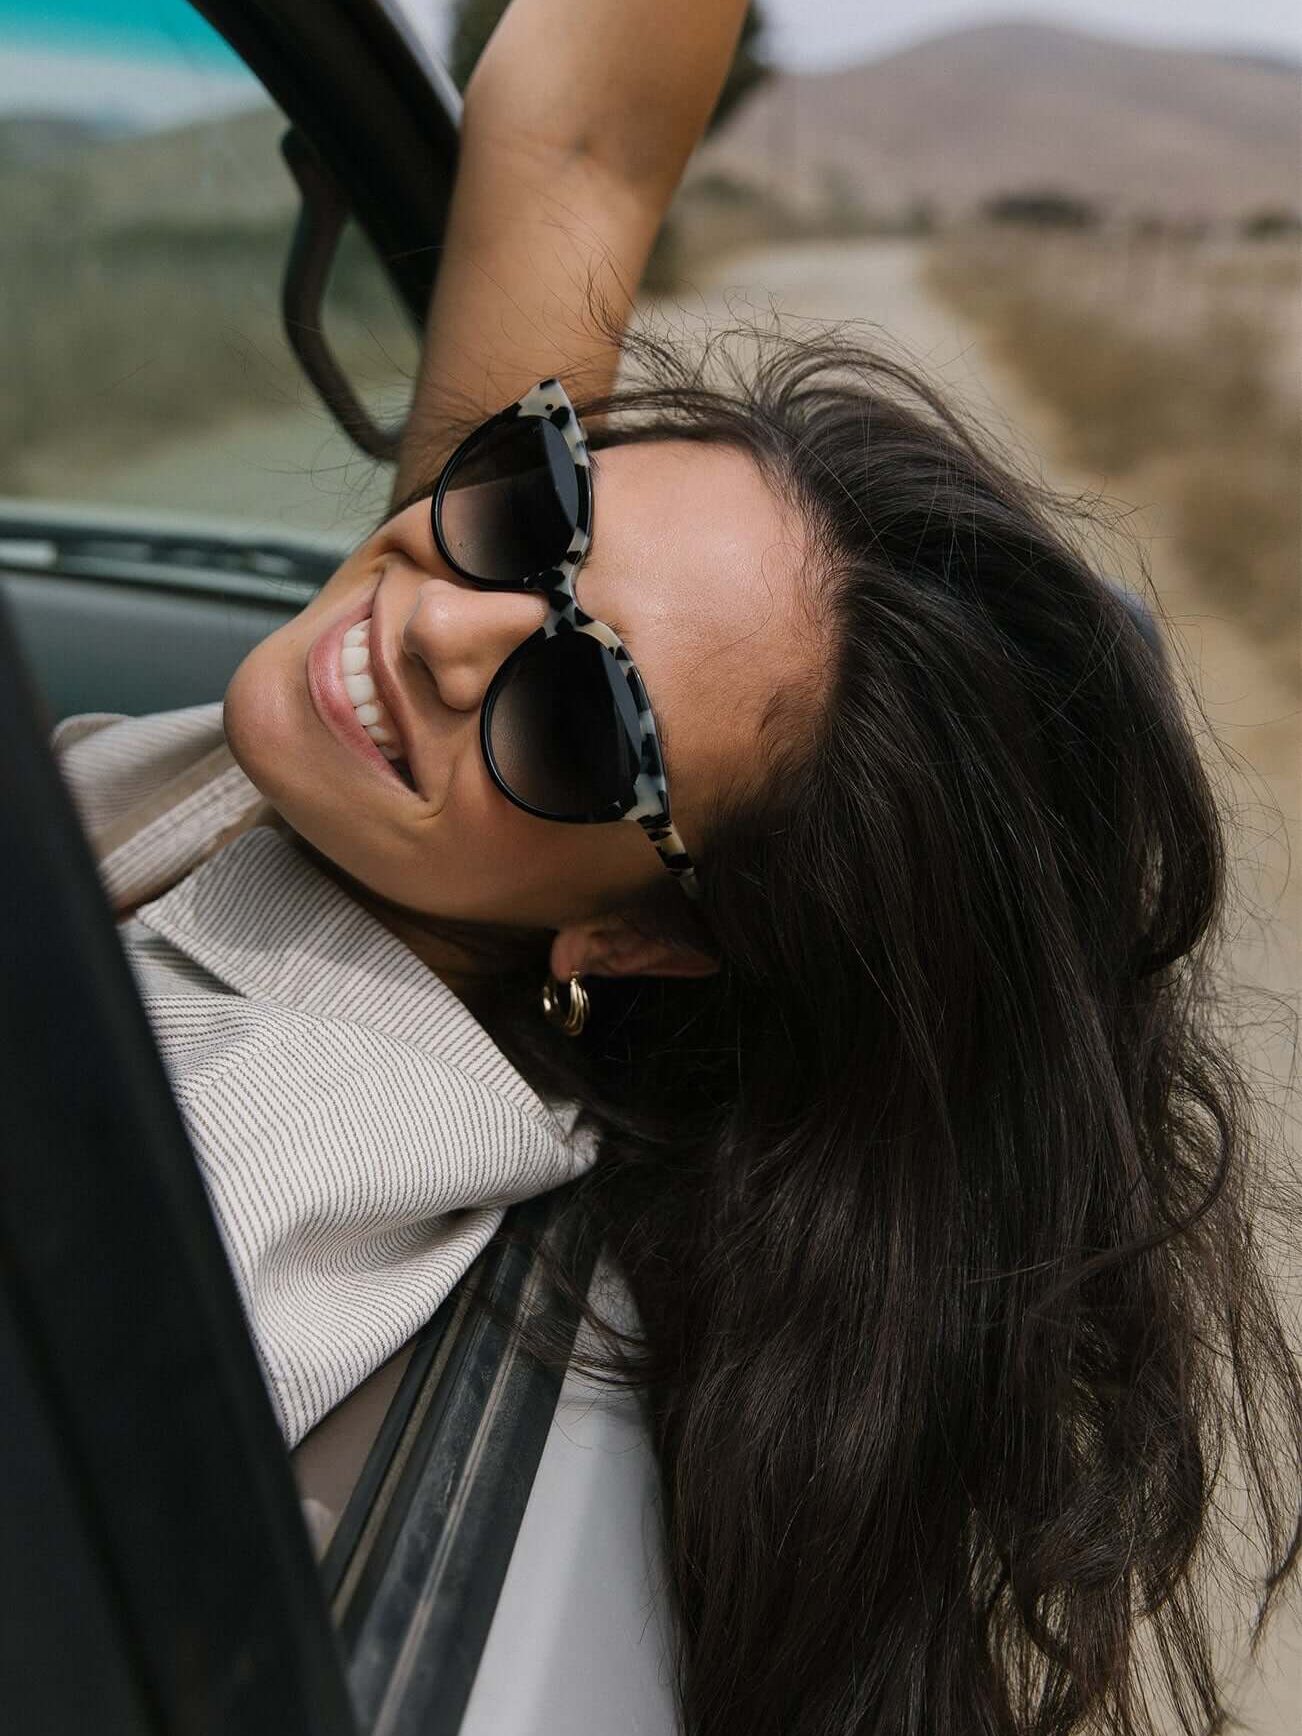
343, 671, 377, 706
337, 614, 408, 777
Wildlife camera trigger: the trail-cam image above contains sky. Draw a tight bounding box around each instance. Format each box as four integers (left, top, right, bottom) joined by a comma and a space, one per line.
0, 0, 238, 64
0, 0, 251, 124
0, 0, 1298, 126
755, 0, 1301, 69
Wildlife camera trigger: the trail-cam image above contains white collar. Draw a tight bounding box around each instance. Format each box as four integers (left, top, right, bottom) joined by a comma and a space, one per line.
134, 824, 575, 1136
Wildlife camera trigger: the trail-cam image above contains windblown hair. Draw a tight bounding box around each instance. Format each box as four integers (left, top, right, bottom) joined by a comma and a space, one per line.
392, 321, 1302, 1735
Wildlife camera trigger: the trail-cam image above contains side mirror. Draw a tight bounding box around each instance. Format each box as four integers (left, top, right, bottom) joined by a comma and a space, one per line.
280, 128, 404, 463
1107, 580, 1167, 666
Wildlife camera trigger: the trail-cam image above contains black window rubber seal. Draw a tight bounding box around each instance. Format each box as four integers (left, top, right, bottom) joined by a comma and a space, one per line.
332, 1186, 601, 1736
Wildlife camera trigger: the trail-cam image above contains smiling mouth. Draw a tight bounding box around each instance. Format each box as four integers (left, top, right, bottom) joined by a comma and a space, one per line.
339, 617, 418, 791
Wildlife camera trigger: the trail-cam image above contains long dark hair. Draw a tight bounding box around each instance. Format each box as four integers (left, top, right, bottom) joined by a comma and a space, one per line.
385, 319, 1302, 1735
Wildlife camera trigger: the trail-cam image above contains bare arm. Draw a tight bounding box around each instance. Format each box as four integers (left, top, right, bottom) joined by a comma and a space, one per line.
390, 0, 750, 506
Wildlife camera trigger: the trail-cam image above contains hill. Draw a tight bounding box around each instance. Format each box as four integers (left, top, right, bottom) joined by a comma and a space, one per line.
691, 20, 1301, 224
0, 102, 289, 232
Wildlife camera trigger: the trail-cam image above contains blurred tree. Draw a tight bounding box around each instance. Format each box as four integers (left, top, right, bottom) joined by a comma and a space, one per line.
446, 0, 769, 135
1240, 207, 1302, 240
982, 190, 1100, 229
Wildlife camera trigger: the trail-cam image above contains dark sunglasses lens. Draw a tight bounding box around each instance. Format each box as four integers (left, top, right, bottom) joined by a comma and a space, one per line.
486, 631, 643, 820
439, 416, 579, 582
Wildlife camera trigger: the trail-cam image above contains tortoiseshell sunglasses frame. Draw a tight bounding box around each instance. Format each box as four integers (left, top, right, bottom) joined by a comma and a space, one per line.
430, 378, 700, 902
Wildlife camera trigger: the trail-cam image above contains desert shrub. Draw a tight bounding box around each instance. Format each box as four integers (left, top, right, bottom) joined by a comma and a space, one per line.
982, 190, 1100, 229
927, 232, 1300, 681
0, 190, 408, 492
1240, 208, 1302, 241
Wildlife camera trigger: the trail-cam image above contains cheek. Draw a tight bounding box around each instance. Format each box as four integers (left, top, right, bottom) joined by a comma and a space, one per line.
224, 551, 381, 801
384, 785, 576, 922
222, 607, 328, 808
378, 798, 643, 929
223, 619, 311, 807
457, 814, 655, 927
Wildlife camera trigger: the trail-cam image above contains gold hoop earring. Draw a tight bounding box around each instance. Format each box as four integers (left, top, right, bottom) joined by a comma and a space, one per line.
542, 971, 589, 1037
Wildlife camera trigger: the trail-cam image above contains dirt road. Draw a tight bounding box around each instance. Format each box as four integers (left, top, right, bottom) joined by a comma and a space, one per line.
651, 237, 1300, 1731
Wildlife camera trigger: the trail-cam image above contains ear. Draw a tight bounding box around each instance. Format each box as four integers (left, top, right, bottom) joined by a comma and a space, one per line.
550, 915, 720, 982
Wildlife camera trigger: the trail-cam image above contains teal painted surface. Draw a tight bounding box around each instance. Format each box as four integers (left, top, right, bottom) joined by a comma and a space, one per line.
0, 0, 240, 66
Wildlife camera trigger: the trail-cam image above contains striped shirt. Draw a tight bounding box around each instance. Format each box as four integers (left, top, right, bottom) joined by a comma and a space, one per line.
53, 703, 598, 1447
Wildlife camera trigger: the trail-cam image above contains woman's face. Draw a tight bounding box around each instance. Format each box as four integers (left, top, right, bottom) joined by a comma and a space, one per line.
224, 439, 814, 932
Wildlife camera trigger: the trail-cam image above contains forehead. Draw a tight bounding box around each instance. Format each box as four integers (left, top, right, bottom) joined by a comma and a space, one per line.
576, 437, 818, 815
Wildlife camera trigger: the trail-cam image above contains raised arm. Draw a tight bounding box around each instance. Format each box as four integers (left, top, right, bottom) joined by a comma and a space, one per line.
390, 0, 751, 506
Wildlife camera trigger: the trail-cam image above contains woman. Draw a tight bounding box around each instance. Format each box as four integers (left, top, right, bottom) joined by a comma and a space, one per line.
55, 2, 1302, 1732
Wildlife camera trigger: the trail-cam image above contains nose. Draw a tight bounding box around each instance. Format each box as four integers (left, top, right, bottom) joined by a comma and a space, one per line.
400, 576, 549, 714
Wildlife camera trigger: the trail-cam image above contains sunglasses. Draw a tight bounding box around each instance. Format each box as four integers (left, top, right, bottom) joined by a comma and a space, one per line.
429, 378, 700, 902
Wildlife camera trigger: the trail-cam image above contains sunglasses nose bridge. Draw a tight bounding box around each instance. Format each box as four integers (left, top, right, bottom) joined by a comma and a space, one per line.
401, 577, 550, 713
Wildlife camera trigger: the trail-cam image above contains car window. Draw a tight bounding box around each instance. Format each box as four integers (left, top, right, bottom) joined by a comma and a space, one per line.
0, 0, 419, 545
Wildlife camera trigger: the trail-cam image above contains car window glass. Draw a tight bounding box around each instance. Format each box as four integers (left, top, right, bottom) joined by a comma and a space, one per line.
322, 218, 424, 448
0, 0, 415, 545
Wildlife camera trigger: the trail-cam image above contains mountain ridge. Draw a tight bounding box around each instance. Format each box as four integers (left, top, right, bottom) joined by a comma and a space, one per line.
694, 19, 1300, 222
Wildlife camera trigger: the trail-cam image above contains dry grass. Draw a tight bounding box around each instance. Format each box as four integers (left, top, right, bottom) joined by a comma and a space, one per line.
0, 194, 413, 495
925, 230, 1301, 688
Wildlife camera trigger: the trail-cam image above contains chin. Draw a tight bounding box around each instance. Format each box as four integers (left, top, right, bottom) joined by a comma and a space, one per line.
223, 628, 306, 811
